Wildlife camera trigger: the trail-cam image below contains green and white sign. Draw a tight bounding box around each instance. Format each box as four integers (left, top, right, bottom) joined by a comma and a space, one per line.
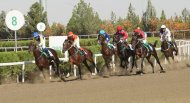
37, 22, 46, 32
5, 10, 25, 31
5, 10, 25, 52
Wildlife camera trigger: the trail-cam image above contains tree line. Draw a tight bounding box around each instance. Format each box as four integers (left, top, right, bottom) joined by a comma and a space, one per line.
0, 0, 190, 39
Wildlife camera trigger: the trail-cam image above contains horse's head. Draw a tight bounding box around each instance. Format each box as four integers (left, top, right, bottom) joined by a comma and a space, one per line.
28, 41, 37, 53
113, 34, 121, 44
97, 34, 106, 45
131, 34, 140, 49
62, 39, 73, 53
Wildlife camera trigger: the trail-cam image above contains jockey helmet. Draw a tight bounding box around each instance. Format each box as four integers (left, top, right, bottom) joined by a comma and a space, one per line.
68, 31, 74, 37
134, 29, 140, 33
161, 25, 166, 29
99, 30, 105, 35
117, 26, 122, 31
33, 32, 39, 38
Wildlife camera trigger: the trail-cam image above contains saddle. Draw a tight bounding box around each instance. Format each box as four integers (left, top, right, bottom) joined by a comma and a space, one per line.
39, 48, 55, 60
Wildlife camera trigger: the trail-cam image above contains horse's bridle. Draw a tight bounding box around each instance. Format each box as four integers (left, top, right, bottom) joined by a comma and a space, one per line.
62, 41, 80, 57
162, 40, 170, 51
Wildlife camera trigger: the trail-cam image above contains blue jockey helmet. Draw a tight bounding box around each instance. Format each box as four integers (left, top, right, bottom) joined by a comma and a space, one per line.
99, 30, 105, 35
33, 32, 39, 38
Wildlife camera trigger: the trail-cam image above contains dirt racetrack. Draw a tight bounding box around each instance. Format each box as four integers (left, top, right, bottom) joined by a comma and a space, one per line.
0, 61, 190, 103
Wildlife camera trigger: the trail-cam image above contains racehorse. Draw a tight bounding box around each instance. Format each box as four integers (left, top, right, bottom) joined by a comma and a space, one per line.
161, 35, 178, 63
62, 39, 98, 79
131, 34, 165, 74
28, 41, 60, 79
97, 34, 115, 74
113, 34, 137, 70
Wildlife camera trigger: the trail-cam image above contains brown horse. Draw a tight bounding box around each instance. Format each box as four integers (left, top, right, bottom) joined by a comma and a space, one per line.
113, 34, 137, 70
62, 39, 98, 79
131, 34, 165, 74
97, 34, 115, 73
161, 36, 178, 63
28, 41, 60, 79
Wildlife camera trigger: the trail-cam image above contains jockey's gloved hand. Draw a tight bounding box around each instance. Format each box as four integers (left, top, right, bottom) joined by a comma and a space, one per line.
119, 39, 123, 43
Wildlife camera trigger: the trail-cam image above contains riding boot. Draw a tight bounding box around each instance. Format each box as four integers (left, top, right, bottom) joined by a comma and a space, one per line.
128, 44, 134, 50
48, 50, 55, 61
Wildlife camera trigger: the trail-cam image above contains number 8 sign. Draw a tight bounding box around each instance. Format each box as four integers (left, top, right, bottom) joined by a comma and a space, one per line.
5, 10, 25, 31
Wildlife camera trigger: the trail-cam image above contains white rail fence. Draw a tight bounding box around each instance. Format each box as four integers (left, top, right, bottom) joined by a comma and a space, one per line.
0, 40, 190, 83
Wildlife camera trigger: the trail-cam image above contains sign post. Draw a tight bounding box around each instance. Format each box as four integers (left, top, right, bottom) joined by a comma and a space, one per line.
5, 10, 25, 52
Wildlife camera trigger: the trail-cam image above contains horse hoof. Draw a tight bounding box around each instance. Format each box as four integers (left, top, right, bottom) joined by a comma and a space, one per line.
160, 70, 166, 73
66, 73, 70, 78
92, 73, 96, 76
103, 75, 109, 78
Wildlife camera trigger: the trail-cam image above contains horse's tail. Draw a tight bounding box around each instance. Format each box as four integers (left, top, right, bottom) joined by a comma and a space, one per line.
153, 40, 158, 47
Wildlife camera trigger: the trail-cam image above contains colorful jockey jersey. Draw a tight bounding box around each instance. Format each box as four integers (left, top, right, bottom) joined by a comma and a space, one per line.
99, 30, 111, 42
33, 32, 54, 59
68, 31, 80, 48
116, 26, 128, 42
134, 28, 152, 51
68, 31, 87, 55
33, 32, 45, 48
160, 25, 172, 42
134, 29, 145, 39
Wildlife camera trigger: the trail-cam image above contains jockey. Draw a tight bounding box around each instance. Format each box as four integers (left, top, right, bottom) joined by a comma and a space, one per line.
115, 26, 128, 42
67, 31, 86, 55
98, 29, 116, 50
115, 26, 133, 50
33, 32, 54, 59
160, 25, 174, 47
133, 28, 152, 52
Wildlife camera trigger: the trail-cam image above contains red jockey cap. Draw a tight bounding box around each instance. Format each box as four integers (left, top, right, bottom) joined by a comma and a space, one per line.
68, 31, 74, 36
117, 26, 123, 31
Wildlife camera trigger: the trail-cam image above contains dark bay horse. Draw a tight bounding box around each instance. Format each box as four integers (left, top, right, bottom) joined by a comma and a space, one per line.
131, 34, 165, 74
161, 35, 178, 63
97, 34, 115, 73
62, 39, 98, 79
28, 41, 60, 79
113, 34, 137, 70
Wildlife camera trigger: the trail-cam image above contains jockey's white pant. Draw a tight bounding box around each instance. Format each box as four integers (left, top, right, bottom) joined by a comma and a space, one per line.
74, 37, 80, 48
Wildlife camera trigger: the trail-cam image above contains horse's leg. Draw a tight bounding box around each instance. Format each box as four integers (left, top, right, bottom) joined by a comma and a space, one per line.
173, 42, 178, 56
165, 55, 171, 64
130, 55, 135, 73
78, 64, 82, 80
153, 51, 165, 73
120, 58, 124, 68
87, 57, 99, 74
83, 60, 93, 74
146, 55, 154, 73
39, 67, 46, 80
140, 57, 145, 74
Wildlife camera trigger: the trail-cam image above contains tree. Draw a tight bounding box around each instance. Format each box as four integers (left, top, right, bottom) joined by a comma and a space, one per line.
111, 11, 116, 25
67, 0, 101, 35
51, 22, 66, 36
142, 0, 157, 31
127, 3, 140, 31
160, 10, 166, 21
25, 2, 48, 37
0, 11, 11, 39
182, 8, 189, 22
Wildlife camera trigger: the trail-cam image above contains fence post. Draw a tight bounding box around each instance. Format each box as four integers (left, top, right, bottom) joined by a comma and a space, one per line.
49, 65, 52, 80
94, 56, 97, 74
74, 65, 77, 77
112, 55, 115, 72
22, 63, 25, 83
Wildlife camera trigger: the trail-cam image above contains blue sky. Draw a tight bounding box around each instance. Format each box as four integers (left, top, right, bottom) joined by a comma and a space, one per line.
0, 0, 190, 25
